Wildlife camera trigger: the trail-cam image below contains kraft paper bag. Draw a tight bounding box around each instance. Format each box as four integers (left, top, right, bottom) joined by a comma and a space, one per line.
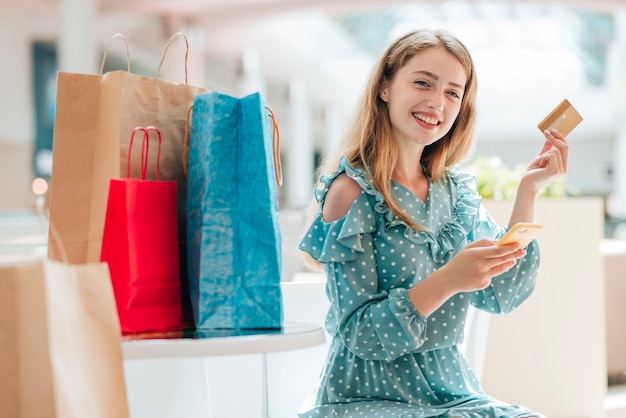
0, 260, 130, 418
47, 32, 206, 327
101, 127, 183, 333
186, 91, 284, 329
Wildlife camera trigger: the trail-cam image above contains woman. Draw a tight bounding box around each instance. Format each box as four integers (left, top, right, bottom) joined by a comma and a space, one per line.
297, 29, 568, 417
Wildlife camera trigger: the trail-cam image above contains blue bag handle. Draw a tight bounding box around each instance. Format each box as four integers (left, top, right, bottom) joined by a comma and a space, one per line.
266, 106, 283, 187
182, 103, 283, 187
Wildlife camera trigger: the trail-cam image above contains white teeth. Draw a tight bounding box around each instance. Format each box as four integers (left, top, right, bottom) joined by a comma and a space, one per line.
414, 113, 439, 125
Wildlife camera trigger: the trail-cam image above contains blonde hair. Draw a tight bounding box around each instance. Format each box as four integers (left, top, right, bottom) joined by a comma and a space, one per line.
300, 29, 478, 269
323, 29, 476, 227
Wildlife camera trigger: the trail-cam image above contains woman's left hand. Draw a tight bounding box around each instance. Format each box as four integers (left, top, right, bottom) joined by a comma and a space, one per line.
522, 128, 569, 194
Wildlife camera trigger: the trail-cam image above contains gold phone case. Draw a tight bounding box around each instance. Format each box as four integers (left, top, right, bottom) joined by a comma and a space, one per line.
496, 223, 543, 248
537, 99, 583, 137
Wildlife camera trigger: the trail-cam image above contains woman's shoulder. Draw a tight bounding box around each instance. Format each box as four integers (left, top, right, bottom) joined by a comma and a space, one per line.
322, 173, 363, 222
315, 156, 373, 203
444, 166, 479, 192
298, 159, 379, 263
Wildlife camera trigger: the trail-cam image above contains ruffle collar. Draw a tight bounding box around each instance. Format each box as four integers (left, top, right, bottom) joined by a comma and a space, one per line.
317, 157, 482, 263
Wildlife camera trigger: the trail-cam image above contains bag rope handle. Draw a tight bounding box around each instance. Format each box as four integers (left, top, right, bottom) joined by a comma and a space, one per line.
182, 104, 193, 179
266, 106, 283, 187
156, 32, 189, 84
127, 126, 163, 181
181, 101, 282, 188
99, 33, 130, 74
39, 202, 70, 265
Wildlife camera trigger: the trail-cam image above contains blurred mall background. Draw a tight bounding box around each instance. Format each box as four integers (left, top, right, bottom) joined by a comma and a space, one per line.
2, 1, 626, 417
1, 0, 625, 213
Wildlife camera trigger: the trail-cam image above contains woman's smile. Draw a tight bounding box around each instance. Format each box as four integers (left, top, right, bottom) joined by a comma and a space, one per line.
413, 111, 442, 128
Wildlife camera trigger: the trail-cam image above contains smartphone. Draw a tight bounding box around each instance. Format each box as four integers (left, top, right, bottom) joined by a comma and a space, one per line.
496, 223, 543, 248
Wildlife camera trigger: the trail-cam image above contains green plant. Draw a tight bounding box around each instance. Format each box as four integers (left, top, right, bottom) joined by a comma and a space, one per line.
463, 156, 578, 200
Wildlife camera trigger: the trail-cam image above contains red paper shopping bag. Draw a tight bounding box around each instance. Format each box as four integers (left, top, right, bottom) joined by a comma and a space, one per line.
101, 126, 183, 334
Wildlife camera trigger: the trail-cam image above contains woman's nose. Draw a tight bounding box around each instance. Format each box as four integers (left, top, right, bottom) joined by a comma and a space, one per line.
426, 93, 444, 112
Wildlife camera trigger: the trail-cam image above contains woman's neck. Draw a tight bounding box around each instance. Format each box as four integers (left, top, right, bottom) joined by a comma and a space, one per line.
393, 147, 425, 181
392, 152, 428, 201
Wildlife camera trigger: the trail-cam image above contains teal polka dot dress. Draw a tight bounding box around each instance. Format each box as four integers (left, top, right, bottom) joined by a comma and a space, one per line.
297, 157, 543, 418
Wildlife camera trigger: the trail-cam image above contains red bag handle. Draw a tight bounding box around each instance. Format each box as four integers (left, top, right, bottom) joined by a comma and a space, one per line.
127, 126, 162, 180
182, 104, 193, 179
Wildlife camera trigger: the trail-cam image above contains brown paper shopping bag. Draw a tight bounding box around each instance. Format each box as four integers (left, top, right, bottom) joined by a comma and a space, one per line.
47, 32, 206, 265
0, 259, 130, 418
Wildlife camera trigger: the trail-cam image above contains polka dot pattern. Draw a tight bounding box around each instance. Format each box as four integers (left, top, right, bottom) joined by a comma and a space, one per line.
297, 157, 543, 418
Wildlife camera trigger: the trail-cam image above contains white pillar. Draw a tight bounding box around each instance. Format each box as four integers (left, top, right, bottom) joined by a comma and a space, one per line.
178, 26, 207, 88
324, 103, 345, 159
286, 76, 314, 209
58, 0, 96, 73
607, 9, 626, 217
239, 48, 266, 97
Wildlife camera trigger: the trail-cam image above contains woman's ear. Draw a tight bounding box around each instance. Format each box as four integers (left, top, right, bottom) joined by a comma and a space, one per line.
378, 81, 389, 102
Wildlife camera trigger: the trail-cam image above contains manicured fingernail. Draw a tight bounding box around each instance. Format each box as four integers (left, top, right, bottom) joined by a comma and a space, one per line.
543, 129, 551, 135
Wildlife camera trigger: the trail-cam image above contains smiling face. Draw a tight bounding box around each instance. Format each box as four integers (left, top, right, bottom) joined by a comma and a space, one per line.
378, 47, 467, 150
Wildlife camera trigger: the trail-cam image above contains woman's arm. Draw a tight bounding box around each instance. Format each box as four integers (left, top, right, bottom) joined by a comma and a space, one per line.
407, 239, 526, 316
320, 175, 430, 360
507, 128, 569, 226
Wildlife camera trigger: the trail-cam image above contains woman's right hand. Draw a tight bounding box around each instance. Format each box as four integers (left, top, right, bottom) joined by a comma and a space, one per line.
408, 239, 526, 316
440, 239, 526, 293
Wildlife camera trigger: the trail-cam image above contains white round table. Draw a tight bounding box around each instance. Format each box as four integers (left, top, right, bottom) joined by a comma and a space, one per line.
121, 321, 324, 359
121, 321, 325, 418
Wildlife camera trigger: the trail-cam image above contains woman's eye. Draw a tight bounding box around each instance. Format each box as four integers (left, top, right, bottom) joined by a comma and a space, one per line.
447, 90, 461, 99
415, 80, 429, 87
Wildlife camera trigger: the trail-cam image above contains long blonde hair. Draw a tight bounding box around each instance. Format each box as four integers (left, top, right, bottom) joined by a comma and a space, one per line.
301, 29, 478, 269
324, 29, 476, 224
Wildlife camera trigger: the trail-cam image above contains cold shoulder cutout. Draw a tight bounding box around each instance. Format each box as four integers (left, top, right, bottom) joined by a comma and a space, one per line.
321, 173, 362, 222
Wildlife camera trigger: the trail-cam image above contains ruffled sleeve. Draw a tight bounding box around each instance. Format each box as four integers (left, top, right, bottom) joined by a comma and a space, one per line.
453, 174, 543, 314
298, 157, 377, 263
298, 158, 428, 360
445, 170, 542, 314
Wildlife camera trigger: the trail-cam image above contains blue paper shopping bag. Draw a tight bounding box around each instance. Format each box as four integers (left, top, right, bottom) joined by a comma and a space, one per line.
186, 91, 283, 329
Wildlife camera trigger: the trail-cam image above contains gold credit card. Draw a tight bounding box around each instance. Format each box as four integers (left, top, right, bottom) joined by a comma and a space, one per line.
537, 99, 583, 137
